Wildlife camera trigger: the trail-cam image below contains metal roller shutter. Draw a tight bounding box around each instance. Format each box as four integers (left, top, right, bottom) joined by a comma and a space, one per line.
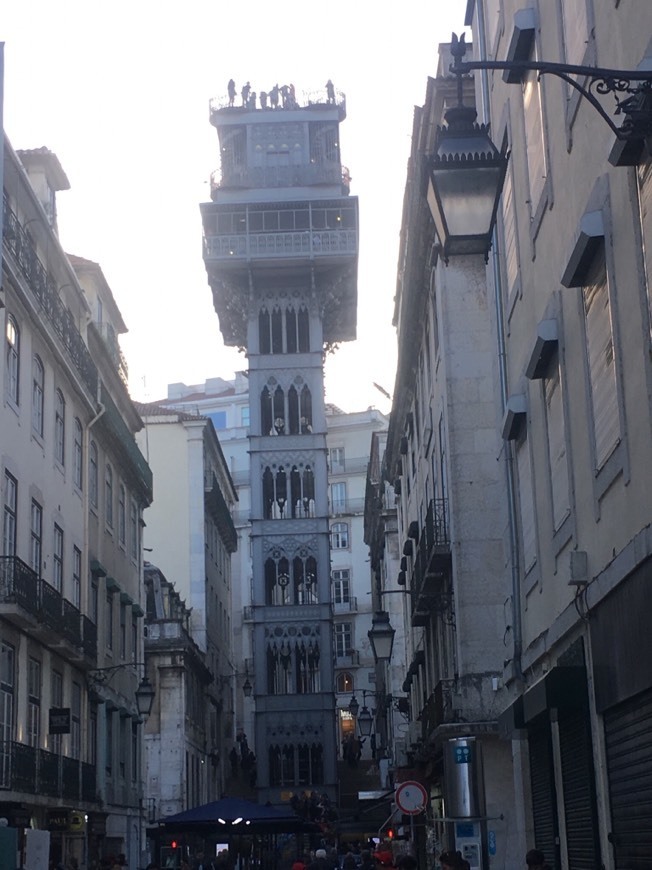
529, 721, 558, 870
558, 709, 601, 869
604, 687, 652, 870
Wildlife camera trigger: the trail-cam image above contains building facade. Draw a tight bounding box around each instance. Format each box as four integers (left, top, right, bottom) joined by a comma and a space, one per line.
200, 81, 359, 804
2, 141, 152, 868
135, 403, 238, 824
384, 3, 652, 869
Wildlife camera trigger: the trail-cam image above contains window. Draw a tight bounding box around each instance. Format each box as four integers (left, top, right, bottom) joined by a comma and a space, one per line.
208, 410, 227, 430
118, 484, 126, 545
72, 546, 82, 609
544, 353, 570, 531
132, 615, 138, 663
91, 580, 98, 624
329, 447, 345, 473
335, 623, 353, 657
30, 500, 42, 574
6, 315, 20, 405
53, 524, 64, 592
3, 473, 17, 557
241, 405, 250, 427
27, 658, 41, 748
71, 682, 81, 760
561, 0, 589, 66
332, 569, 351, 604
106, 593, 114, 651
32, 356, 44, 436
336, 672, 353, 694
119, 716, 127, 778
516, 435, 537, 574
89, 706, 97, 765
131, 721, 138, 781
331, 522, 349, 549
73, 419, 83, 489
583, 255, 620, 469
523, 43, 547, 209
54, 389, 65, 465
120, 602, 127, 659
89, 441, 98, 507
129, 500, 139, 560
0, 643, 15, 783
331, 482, 347, 512
105, 708, 113, 776
50, 670, 63, 754
105, 464, 114, 527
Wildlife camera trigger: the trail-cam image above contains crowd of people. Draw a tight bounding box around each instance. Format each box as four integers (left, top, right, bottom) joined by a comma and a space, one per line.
225, 79, 336, 111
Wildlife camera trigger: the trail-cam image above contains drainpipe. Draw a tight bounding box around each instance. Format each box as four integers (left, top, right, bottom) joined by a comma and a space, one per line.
83, 382, 106, 610
474, 0, 524, 681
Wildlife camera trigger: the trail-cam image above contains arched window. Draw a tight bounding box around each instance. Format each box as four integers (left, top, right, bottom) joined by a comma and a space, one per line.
300, 385, 313, 427
295, 639, 320, 693
55, 389, 66, 465
298, 305, 310, 351
260, 386, 273, 436
286, 307, 298, 353
273, 386, 285, 434
89, 441, 99, 507
73, 418, 83, 489
336, 672, 354, 694
259, 307, 271, 354
32, 356, 44, 436
105, 464, 114, 528
265, 556, 290, 605
271, 306, 283, 354
267, 641, 292, 694
6, 315, 20, 405
288, 385, 299, 434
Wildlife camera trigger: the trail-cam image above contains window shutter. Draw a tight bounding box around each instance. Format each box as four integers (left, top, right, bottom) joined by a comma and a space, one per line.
545, 364, 570, 531
516, 437, 537, 572
583, 264, 619, 468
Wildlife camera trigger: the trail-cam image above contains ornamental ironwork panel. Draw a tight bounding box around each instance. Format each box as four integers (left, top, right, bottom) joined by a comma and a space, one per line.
61, 599, 82, 647
38, 748, 60, 796
12, 742, 37, 792
0, 556, 39, 617
62, 755, 80, 801
38, 580, 63, 632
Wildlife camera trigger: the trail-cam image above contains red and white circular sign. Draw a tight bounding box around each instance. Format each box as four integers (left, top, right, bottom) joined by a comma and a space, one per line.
395, 780, 428, 815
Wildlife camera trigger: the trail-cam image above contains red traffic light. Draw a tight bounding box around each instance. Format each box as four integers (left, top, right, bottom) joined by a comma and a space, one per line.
387, 829, 394, 840
171, 841, 178, 850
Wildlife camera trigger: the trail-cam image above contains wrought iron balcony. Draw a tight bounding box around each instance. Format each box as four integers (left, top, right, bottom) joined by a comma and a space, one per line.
0, 556, 95, 663
91, 321, 129, 386
410, 499, 452, 626
2, 194, 98, 396
100, 384, 153, 501
0, 741, 97, 803
333, 596, 358, 614
205, 473, 238, 553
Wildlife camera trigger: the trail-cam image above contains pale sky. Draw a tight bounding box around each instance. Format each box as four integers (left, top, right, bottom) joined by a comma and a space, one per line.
1, 1, 468, 414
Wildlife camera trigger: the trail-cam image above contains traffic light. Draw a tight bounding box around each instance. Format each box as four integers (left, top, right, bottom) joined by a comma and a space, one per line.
387, 829, 395, 840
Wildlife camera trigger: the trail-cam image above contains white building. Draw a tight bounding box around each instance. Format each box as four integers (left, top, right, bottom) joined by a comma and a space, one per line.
2, 141, 152, 868
134, 403, 238, 824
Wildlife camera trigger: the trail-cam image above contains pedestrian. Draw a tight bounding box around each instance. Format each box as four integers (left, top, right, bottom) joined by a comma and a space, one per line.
229, 745, 239, 776
525, 850, 549, 870
227, 79, 236, 107
270, 84, 279, 109
260, 91, 268, 109
438, 852, 461, 870
326, 79, 335, 103
241, 82, 251, 106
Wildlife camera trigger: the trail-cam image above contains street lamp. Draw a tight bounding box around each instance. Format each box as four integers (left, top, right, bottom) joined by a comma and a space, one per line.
348, 694, 360, 717
427, 34, 508, 264
88, 664, 155, 717
357, 693, 374, 738
242, 677, 253, 698
368, 611, 396, 663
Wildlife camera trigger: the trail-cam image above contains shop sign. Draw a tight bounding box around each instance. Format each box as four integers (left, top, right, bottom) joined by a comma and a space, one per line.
48, 708, 71, 735
47, 810, 69, 831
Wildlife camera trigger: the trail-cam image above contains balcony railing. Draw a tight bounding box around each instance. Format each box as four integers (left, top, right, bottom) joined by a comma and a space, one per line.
330, 497, 366, 517
0, 741, 96, 802
92, 321, 129, 386
2, 194, 98, 396
411, 499, 452, 612
204, 228, 357, 262
0, 557, 96, 663
0, 556, 39, 618
328, 457, 370, 476
335, 650, 360, 667
333, 597, 358, 614
212, 163, 344, 191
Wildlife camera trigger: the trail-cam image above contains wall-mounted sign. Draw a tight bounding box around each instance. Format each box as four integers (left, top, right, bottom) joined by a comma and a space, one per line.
48, 708, 71, 735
